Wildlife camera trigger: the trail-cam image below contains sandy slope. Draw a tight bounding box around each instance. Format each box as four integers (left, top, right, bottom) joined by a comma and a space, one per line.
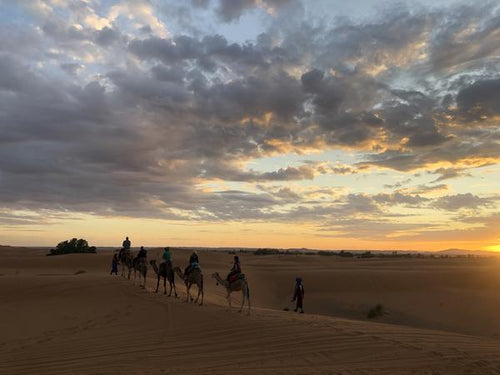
1, 247, 500, 374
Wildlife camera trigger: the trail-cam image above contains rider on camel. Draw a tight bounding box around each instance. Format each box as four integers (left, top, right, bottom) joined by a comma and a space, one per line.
184, 251, 199, 279
160, 246, 172, 268
226, 255, 241, 283
133, 246, 147, 267
119, 236, 131, 258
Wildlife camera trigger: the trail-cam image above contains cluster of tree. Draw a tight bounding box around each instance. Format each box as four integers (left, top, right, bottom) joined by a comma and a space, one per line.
47, 238, 96, 256
254, 248, 281, 255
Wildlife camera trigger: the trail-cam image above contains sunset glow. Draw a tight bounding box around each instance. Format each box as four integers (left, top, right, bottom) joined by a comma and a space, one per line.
1, 0, 499, 251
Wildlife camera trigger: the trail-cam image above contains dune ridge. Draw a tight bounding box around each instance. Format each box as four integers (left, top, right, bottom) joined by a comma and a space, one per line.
1, 247, 500, 374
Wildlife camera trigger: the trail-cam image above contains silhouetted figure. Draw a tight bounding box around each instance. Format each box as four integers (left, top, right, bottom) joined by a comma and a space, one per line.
119, 236, 131, 259
226, 255, 241, 283
292, 277, 304, 313
122, 236, 131, 250
184, 251, 199, 279
110, 253, 119, 275
133, 246, 147, 267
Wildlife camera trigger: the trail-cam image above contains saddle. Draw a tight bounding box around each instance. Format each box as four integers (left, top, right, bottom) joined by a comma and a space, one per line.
229, 273, 245, 283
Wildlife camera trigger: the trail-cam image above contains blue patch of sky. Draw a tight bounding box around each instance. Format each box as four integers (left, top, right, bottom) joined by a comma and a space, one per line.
153, 0, 268, 44
0, 3, 33, 24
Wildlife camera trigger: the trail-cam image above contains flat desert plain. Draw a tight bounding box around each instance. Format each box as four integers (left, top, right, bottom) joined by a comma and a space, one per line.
2, 246, 500, 374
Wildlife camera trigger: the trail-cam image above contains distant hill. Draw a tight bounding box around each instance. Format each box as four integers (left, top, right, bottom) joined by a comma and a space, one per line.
436, 248, 498, 256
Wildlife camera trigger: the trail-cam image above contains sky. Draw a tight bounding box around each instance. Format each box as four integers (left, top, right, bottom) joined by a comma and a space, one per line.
0, 0, 499, 251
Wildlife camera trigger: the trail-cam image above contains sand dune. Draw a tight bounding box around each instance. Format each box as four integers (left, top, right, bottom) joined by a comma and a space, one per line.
1, 247, 500, 374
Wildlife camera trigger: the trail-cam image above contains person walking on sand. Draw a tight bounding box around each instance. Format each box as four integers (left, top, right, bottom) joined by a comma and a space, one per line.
110, 253, 119, 275
292, 276, 305, 313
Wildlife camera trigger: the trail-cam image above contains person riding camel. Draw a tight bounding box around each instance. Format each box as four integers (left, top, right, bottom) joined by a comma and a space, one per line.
119, 236, 131, 258
160, 247, 172, 268
184, 251, 199, 279
226, 255, 241, 283
133, 246, 147, 267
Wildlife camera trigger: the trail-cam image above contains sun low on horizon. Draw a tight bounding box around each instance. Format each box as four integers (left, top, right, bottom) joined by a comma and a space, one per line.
0, 0, 499, 251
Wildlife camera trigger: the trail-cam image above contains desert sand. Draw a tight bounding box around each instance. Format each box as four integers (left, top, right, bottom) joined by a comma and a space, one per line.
1, 246, 500, 374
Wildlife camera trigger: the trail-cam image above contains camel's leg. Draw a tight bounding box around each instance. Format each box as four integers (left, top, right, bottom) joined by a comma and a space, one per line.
198, 282, 203, 305
155, 275, 160, 293
194, 285, 201, 304
171, 278, 178, 297
163, 276, 167, 294
239, 289, 245, 313
247, 285, 251, 315
225, 289, 232, 311
186, 283, 191, 302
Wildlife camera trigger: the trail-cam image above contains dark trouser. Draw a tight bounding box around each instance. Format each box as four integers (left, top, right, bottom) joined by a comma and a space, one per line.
295, 297, 303, 311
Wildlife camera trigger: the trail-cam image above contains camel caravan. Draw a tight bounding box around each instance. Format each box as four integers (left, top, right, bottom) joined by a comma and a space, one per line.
115, 238, 251, 314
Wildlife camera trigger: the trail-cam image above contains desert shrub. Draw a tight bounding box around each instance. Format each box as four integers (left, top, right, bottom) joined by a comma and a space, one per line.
367, 304, 385, 319
318, 251, 336, 256
47, 238, 97, 256
254, 248, 281, 255
339, 250, 354, 257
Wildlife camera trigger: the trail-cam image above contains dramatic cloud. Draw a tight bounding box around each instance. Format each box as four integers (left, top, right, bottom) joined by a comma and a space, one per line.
0, 0, 499, 248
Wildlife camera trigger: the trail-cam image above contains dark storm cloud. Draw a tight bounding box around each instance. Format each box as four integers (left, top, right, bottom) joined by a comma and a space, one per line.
1, 0, 499, 225
456, 78, 500, 119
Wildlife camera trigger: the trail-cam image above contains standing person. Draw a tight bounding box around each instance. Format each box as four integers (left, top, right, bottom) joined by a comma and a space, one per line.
110, 253, 119, 275
292, 276, 305, 313
160, 247, 172, 268
226, 255, 241, 282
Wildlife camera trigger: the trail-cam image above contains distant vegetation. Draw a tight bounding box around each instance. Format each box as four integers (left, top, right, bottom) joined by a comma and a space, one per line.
367, 304, 386, 319
47, 238, 96, 256
254, 248, 282, 255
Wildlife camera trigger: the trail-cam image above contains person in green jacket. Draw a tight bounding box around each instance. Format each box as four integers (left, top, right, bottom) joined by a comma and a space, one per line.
160, 247, 172, 268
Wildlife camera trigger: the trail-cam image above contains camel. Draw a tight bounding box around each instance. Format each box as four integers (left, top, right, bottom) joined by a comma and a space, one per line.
119, 249, 133, 279
133, 258, 148, 288
212, 272, 251, 314
150, 260, 178, 297
174, 266, 203, 305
